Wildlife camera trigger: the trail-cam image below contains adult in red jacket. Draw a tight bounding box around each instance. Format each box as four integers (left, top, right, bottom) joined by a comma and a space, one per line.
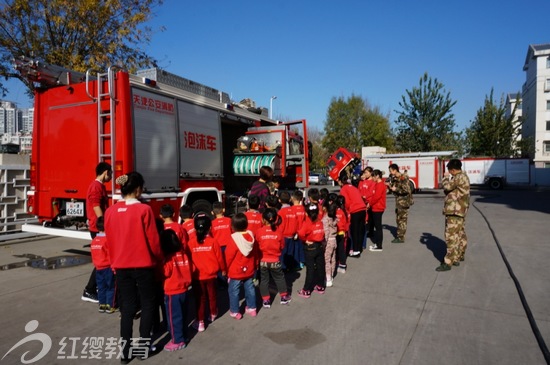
338, 171, 367, 256
104, 172, 162, 362
368, 170, 387, 252
359, 167, 376, 249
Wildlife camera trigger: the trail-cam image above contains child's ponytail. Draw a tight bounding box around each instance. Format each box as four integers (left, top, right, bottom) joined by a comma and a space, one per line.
194, 213, 211, 244
262, 208, 281, 231
305, 203, 319, 222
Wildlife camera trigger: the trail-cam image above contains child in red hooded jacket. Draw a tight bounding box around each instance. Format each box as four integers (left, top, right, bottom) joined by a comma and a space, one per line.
160, 229, 193, 352
225, 213, 259, 319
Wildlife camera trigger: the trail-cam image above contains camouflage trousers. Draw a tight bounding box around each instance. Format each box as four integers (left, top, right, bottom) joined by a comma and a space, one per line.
444, 215, 467, 265
395, 207, 409, 240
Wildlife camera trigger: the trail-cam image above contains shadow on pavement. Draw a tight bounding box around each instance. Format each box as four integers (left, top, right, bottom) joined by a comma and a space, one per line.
419, 232, 446, 262
383, 224, 397, 238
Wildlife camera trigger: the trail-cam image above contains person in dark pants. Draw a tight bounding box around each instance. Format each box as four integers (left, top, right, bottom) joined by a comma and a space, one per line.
335, 195, 349, 274
368, 170, 387, 252
104, 172, 163, 363
337, 172, 367, 257
257, 208, 291, 307
297, 203, 326, 298
82, 162, 112, 303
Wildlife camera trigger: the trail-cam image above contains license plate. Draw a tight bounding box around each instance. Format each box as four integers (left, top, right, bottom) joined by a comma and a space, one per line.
66, 202, 84, 217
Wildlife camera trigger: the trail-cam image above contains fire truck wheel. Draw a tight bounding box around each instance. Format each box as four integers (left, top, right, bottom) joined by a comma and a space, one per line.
192, 199, 213, 217
409, 181, 416, 194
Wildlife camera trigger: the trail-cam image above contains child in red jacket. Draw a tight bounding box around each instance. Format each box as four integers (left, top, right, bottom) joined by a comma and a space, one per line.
336, 195, 350, 274
160, 229, 193, 352
90, 217, 116, 313
244, 195, 263, 237
278, 191, 296, 271
257, 208, 291, 308
211, 202, 232, 252
179, 204, 195, 243
297, 203, 326, 298
187, 213, 226, 332
225, 213, 259, 319
161, 204, 186, 244
368, 169, 387, 252
290, 190, 306, 270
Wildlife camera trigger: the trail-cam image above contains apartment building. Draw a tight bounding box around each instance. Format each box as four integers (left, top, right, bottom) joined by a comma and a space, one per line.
0, 101, 17, 134
522, 43, 550, 168
505, 92, 522, 153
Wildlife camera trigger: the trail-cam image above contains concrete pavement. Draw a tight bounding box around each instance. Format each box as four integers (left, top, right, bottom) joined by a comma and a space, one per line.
0, 188, 549, 365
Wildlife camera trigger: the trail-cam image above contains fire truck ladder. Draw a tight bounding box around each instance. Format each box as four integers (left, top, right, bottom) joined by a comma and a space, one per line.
13, 56, 87, 88
86, 67, 119, 201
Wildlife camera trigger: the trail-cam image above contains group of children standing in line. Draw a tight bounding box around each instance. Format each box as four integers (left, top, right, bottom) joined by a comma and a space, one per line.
89, 167, 387, 354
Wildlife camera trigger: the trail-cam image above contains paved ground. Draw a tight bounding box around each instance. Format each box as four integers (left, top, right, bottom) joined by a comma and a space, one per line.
0, 188, 549, 365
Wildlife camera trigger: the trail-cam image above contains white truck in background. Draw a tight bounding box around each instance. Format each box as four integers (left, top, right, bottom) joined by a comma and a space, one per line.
361, 146, 530, 190
361, 147, 455, 191
461, 157, 530, 189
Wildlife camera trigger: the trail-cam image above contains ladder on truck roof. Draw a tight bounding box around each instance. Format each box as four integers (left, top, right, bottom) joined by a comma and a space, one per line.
13, 56, 87, 88
86, 67, 119, 203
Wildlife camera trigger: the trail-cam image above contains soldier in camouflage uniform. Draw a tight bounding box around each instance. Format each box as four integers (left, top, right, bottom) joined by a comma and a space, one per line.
387, 164, 413, 243
436, 159, 470, 272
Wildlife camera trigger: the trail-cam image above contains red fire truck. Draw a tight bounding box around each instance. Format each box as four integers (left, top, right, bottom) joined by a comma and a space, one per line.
326, 147, 362, 182
14, 57, 309, 239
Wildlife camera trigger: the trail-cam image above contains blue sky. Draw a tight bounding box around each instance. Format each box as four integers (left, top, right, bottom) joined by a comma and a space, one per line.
4, 0, 550, 133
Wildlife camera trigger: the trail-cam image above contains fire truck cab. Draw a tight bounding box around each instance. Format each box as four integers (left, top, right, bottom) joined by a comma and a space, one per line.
326, 147, 362, 182
14, 57, 309, 239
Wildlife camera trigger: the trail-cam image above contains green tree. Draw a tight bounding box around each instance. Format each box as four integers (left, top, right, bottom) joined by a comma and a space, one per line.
307, 126, 328, 172
322, 94, 393, 154
360, 105, 394, 151
394, 73, 460, 152
0, 0, 163, 96
465, 90, 522, 157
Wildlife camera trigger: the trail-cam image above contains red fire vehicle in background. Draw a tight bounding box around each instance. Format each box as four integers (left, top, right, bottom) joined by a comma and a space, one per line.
326, 147, 362, 183
14, 57, 310, 239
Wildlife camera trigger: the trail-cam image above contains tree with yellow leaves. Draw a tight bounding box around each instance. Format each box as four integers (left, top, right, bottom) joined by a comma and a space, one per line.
0, 0, 163, 96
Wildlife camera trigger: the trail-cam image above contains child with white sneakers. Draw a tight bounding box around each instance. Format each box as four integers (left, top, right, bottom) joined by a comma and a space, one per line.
322, 202, 338, 287
225, 213, 259, 319
297, 203, 326, 298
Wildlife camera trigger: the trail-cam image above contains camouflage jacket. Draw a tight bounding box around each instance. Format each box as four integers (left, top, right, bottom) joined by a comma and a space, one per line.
391, 174, 413, 209
442, 171, 470, 217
